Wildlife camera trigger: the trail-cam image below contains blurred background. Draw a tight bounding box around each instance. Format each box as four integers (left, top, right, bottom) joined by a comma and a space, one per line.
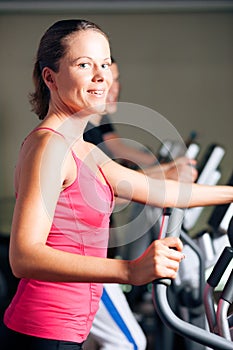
0, 1, 233, 349
0, 0, 233, 199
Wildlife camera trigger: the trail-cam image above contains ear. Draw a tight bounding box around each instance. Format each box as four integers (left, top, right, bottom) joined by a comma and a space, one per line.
42, 67, 57, 90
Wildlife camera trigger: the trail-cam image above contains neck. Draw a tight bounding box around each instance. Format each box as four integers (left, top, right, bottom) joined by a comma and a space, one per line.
43, 112, 90, 145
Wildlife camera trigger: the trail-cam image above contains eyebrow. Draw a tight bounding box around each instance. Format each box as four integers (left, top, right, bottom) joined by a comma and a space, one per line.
72, 56, 111, 64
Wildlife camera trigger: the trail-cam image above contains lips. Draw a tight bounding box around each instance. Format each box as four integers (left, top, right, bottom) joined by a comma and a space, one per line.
87, 90, 105, 96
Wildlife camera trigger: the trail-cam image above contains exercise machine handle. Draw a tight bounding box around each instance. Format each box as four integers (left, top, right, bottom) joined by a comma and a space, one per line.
154, 208, 184, 287
207, 246, 233, 288
166, 207, 185, 238
216, 269, 233, 340
228, 215, 233, 247
221, 268, 233, 305
154, 283, 233, 349
153, 208, 233, 349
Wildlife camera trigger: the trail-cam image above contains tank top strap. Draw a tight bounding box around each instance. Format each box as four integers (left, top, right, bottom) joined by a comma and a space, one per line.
31, 127, 65, 138
21, 127, 65, 147
29, 127, 80, 164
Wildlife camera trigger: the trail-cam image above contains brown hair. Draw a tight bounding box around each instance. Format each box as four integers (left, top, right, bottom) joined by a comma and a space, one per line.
29, 19, 109, 120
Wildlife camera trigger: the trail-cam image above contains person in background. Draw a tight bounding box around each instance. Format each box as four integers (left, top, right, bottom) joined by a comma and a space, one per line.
90, 58, 197, 181
83, 59, 196, 350
0, 19, 232, 350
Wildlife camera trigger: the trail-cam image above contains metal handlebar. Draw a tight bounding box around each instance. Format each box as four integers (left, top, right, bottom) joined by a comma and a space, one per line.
153, 208, 233, 350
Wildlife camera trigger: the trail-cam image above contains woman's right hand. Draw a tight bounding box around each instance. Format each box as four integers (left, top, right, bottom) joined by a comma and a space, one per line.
128, 237, 185, 286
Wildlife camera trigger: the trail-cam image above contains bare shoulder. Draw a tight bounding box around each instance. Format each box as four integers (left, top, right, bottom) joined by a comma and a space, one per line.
20, 128, 69, 162
85, 141, 111, 165
16, 128, 73, 185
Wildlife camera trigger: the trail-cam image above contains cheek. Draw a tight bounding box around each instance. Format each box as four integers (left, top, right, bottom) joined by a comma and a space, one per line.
55, 73, 74, 93
63, 78, 84, 99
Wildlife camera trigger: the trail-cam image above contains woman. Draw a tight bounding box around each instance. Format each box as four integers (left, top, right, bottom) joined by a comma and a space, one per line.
0, 19, 232, 350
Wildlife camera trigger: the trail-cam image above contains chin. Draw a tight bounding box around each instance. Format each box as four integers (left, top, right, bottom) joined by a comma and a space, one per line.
78, 104, 105, 117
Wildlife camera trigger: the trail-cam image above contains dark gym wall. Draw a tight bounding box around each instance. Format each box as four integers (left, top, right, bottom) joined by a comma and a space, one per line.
0, 7, 233, 198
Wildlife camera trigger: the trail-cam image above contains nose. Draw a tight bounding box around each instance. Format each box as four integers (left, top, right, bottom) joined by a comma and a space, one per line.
92, 65, 105, 82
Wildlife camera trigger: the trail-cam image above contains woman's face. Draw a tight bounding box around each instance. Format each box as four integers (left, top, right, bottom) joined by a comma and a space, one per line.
50, 30, 113, 116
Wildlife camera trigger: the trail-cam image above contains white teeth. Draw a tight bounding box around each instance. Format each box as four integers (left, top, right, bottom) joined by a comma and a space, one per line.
88, 90, 104, 95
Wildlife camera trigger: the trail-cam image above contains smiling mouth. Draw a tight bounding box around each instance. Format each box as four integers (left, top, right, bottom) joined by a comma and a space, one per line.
87, 90, 105, 96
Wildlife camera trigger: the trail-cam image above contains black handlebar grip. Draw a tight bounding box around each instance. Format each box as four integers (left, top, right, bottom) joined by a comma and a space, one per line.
228, 215, 233, 248
207, 246, 233, 288
221, 268, 233, 304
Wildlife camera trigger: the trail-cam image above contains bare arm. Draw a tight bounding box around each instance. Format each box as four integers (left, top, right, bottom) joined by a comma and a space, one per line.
103, 130, 198, 183
103, 131, 156, 166
98, 151, 233, 209
86, 143, 233, 208
9, 133, 184, 286
142, 156, 198, 182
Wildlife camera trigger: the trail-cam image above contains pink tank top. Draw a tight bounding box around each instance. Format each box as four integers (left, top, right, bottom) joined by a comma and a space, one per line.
4, 127, 114, 343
